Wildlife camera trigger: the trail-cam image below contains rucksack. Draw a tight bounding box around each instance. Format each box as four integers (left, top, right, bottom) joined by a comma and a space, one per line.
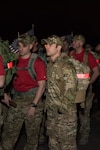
56, 52, 90, 104
16, 53, 43, 80
68, 55, 90, 103
0, 40, 18, 95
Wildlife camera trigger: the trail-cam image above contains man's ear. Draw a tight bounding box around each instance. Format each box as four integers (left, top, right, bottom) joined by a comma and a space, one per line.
79, 40, 84, 46
57, 45, 62, 50
35, 42, 38, 46
30, 44, 33, 49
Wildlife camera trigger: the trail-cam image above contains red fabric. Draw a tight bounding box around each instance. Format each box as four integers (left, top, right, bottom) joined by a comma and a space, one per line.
0, 55, 5, 75
71, 49, 98, 69
13, 56, 47, 92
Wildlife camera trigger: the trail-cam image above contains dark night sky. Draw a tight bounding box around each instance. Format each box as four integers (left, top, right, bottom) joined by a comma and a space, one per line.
0, 0, 100, 46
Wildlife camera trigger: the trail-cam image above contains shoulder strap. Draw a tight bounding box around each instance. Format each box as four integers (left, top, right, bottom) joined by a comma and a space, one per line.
56, 56, 69, 95
16, 53, 38, 80
28, 53, 38, 80
83, 51, 88, 65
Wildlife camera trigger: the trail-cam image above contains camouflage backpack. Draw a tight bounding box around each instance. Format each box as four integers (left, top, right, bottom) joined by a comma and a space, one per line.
0, 40, 18, 95
68, 53, 90, 103
57, 52, 90, 104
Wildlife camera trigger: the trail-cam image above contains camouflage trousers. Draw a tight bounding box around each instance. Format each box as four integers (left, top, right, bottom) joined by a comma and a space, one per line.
0, 103, 8, 142
38, 111, 47, 144
46, 109, 77, 150
38, 95, 47, 144
78, 85, 95, 142
1, 94, 44, 150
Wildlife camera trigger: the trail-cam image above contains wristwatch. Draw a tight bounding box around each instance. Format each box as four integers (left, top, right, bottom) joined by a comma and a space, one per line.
31, 102, 37, 108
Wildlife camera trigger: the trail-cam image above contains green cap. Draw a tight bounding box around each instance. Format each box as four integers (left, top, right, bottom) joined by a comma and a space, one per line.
18, 34, 32, 46
73, 35, 85, 44
31, 35, 38, 42
41, 35, 63, 46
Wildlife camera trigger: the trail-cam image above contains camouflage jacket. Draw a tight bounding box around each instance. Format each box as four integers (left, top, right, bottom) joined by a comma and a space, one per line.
46, 53, 78, 114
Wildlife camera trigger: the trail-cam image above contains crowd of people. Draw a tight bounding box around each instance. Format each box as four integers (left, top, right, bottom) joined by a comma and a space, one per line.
0, 32, 100, 150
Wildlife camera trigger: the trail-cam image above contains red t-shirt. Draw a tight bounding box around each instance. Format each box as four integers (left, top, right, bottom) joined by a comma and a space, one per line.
0, 55, 5, 75
71, 49, 98, 70
13, 56, 47, 92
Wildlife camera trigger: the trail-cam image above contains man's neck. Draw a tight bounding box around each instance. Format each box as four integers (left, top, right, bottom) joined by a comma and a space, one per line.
75, 47, 83, 54
20, 52, 31, 59
51, 53, 61, 62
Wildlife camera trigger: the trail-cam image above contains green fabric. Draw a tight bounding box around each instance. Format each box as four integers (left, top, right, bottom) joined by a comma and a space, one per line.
0, 40, 18, 95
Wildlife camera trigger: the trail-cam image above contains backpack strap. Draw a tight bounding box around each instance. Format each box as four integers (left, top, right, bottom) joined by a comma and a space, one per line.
27, 53, 38, 80
17, 53, 38, 80
56, 61, 65, 95
83, 51, 88, 65
56, 56, 69, 96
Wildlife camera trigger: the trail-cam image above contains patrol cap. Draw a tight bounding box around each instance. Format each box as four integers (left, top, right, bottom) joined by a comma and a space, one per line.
73, 35, 85, 44
61, 35, 72, 44
41, 35, 63, 46
18, 34, 32, 46
31, 35, 38, 43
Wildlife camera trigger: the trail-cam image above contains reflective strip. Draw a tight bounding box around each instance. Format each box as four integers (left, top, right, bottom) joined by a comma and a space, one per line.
96, 59, 99, 63
77, 73, 90, 79
7, 62, 13, 69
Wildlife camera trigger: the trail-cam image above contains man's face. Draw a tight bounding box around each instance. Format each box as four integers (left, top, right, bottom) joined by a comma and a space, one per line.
62, 40, 69, 52
44, 43, 61, 58
31, 41, 38, 52
18, 42, 31, 57
72, 40, 83, 49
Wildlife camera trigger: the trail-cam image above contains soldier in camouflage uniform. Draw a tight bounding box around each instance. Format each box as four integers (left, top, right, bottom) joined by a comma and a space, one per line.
31, 35, 47, 64
1, 34, 47, 150
70, 35, 99, 145
41, 35, 78, 150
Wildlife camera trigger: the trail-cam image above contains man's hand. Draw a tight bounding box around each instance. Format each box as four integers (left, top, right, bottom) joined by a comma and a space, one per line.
1, 93, 11, 106
27, 107, 36, 118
